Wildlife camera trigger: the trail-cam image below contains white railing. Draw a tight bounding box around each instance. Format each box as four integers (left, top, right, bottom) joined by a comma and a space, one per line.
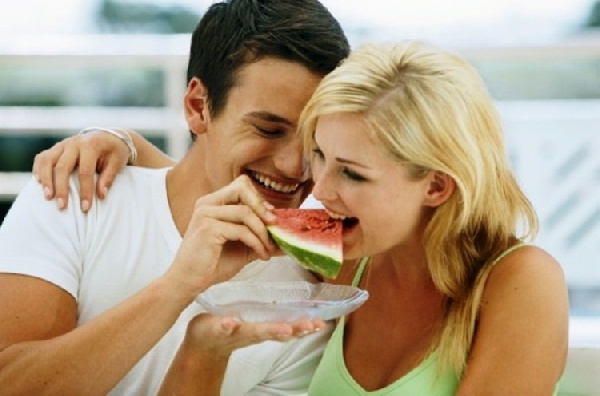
2, 33, 599, 167
0, 34, 190, 158
1, 34, 600, 342
0, 35, 191, 200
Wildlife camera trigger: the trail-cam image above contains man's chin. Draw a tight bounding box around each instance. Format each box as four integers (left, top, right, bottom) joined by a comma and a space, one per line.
265, 194, 305, 209
298, 180, 314, 204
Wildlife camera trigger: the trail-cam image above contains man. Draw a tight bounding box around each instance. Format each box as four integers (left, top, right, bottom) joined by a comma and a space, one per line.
0, 0, 349, 394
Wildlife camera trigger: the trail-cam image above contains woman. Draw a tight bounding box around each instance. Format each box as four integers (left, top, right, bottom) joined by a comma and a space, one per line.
34, 41, 568, 394
298, 40, 568, 394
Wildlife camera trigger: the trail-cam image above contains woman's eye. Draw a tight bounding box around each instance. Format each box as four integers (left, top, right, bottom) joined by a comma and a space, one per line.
312, 148, 366, 181
343, 168, 367, 182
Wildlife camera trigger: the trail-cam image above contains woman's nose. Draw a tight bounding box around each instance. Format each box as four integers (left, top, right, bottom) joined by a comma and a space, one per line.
311, 167, 337, 203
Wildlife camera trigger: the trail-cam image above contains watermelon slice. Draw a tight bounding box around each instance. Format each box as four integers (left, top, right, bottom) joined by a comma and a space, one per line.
267, 209, 343, 279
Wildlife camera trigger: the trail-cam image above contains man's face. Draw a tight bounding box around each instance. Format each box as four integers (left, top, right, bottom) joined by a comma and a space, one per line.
190, 57, 322, 209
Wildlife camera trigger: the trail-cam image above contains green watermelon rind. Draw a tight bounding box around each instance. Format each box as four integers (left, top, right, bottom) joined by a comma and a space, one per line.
268, 226, 342, 279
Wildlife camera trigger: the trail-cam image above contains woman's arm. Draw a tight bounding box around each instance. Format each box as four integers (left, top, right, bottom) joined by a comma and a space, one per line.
32, 128, 176, 212
127, 129, 175, 169
457, 245, 569, 395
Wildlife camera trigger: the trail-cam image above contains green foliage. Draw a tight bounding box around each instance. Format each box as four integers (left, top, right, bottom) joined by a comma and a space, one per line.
474, 59, 600, 100
584, 0, 600, 28
0, 135, 63, 172
97, 0, 201, 34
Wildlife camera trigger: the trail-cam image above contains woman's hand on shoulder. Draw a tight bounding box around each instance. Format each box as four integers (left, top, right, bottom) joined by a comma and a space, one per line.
458, 245, 569, 395
32, 129, 130, 212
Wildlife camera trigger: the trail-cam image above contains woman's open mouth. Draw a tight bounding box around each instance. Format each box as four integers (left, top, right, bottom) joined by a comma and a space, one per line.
326, 209, 359, 230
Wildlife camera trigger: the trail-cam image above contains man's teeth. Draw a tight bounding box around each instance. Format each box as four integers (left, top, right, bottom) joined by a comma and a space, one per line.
252, 172, 299, 193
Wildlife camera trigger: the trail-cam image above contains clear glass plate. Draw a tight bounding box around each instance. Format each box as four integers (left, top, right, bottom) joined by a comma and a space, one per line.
195, 281, 369, 323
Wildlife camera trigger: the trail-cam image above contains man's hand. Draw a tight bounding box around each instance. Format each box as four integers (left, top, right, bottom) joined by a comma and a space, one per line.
159, 313, 326, 395
165, 175, 283, 296
187, 313, 326, 356
32, 130, 129, 212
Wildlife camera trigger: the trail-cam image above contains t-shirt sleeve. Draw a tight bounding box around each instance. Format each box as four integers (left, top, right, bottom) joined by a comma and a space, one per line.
0, 177, 84, 298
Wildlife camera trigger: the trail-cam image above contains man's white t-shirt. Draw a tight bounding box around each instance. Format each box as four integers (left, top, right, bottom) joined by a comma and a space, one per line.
0, 167, 330, 395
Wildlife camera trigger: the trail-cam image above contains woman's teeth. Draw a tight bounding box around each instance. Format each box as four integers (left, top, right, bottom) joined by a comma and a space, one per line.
325, 209, 348, 220
326, 209, 359, 229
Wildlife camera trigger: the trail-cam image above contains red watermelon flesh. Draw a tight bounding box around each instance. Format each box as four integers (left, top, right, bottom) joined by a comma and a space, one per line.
267, 209, 343, 279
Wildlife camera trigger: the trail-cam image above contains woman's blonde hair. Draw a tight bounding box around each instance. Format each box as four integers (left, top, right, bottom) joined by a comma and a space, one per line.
299, 40, 538, 376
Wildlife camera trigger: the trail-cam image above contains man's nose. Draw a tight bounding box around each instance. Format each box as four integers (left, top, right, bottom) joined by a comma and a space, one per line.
273, 139, 306, 180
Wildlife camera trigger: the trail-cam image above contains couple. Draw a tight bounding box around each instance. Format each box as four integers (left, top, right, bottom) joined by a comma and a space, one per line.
0, 0, 568, 394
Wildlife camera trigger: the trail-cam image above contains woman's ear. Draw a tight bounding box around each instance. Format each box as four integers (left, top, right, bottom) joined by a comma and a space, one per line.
423, 171, 455, 207
184, 77, 210, 136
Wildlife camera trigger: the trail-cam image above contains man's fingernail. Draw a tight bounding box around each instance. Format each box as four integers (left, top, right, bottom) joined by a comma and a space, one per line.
57, 198, 65, 210
265, 211, 276, 222
263, 201, 275, 210
102, 186, 109, 198
43, 186, 51, 199
81, 200, 90, 212
34, 173, 40, 182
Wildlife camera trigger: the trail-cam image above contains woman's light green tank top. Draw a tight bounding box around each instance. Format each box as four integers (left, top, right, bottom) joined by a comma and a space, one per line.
307, 256, 458, 395
307, 244, 560, 395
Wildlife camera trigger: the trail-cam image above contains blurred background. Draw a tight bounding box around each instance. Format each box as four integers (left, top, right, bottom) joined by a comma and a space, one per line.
1, 0, 599, 343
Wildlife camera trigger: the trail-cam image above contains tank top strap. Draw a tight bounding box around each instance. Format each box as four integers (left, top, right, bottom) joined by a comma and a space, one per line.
492, 243, 527, 266
351, 257, 370, 287
351, 246, 524, 285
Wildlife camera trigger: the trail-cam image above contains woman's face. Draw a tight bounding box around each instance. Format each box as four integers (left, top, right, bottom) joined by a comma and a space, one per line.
310, 113, 435, 260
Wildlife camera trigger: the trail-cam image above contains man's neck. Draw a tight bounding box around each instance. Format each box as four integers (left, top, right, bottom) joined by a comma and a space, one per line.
165, 149, 210, 236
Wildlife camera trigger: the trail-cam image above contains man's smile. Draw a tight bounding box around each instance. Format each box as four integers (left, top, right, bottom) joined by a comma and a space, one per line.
246, 170, 303, 194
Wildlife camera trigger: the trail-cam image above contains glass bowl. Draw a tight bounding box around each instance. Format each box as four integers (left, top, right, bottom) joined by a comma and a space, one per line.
195, 281, 369, 323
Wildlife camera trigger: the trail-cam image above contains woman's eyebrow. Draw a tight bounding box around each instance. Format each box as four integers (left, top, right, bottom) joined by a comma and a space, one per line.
337, 157, 370, 169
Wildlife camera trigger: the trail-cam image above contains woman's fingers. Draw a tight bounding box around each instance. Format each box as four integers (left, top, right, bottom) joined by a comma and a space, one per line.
31, 129, 132, 210
53, 143, 82, 210
95, 159, 118, 200
77, 145, 102, 212
33, 142, 65, 200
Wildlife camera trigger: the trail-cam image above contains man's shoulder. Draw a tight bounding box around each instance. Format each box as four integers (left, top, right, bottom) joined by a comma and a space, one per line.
86, 166, 169, 198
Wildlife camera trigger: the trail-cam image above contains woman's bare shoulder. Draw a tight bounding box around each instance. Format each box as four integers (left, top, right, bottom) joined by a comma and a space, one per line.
458, 245, 569, 393
485, 244, 566, 297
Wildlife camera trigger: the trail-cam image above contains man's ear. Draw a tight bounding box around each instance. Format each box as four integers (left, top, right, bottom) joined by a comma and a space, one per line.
184, 77, 210, 136
423, 171, 455, 207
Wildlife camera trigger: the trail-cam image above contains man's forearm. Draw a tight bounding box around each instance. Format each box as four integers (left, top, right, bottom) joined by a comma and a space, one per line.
159, 341, 230, 396
0, 277, 194, 394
